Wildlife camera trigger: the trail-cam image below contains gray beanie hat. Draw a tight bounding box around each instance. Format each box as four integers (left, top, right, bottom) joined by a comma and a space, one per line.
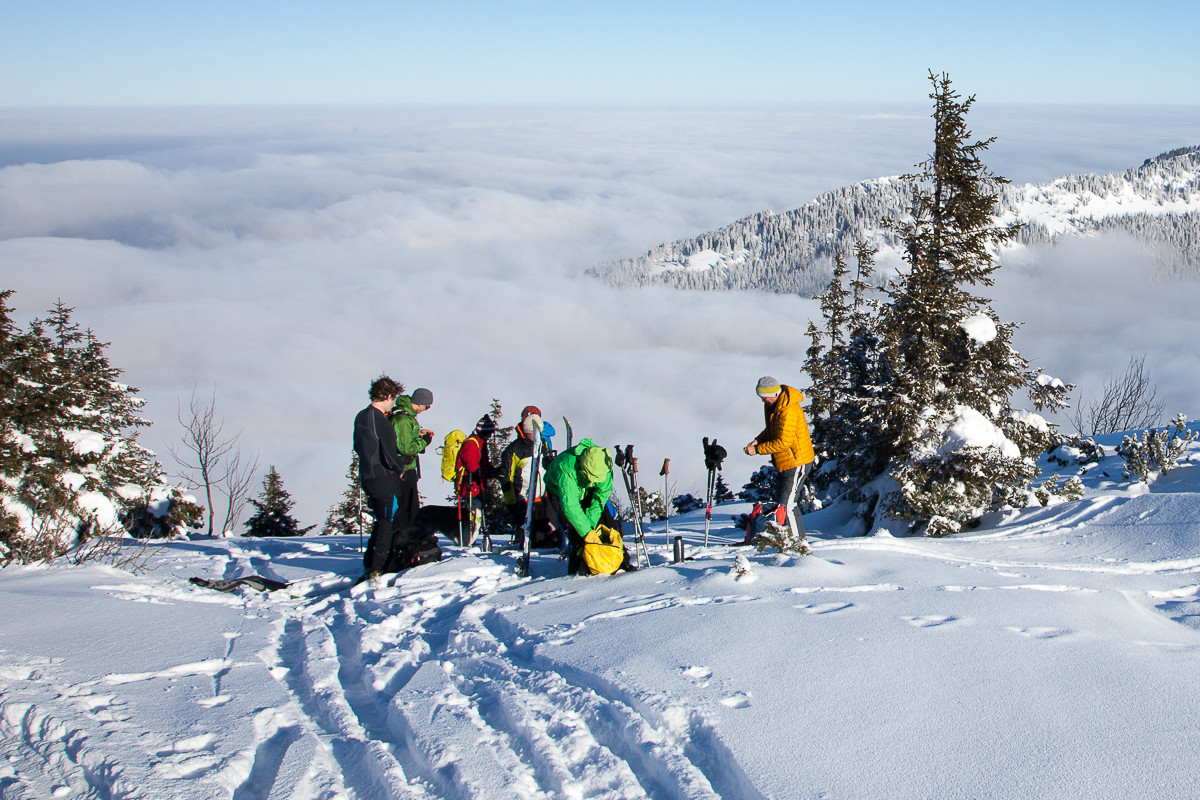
756, 376, 782, 397
411, 387, 433, 406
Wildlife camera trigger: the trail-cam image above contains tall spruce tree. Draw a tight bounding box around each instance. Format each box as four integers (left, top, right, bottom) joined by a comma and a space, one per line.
880, 73, 1070, 535
244, 466, 312, 537
321, 453, 374, 537
805, 73, 1072, 536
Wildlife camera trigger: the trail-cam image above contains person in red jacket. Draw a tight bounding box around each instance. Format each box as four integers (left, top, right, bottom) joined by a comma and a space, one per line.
455, 415, 496, 546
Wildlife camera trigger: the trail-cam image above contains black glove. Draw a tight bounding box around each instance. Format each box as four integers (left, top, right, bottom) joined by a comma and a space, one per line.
703, 437, 728, 472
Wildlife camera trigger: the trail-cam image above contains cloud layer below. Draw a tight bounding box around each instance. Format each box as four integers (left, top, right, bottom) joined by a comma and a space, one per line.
2, 104, 1199, 524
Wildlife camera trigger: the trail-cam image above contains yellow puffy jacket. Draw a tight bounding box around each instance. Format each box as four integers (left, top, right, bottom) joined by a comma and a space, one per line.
755, 385, 814, 471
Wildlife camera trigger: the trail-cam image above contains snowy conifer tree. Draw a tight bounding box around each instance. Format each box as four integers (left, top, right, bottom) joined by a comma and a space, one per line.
714, 473, 735, 504
244, 466, 312, 537
738, 465, 780, 502
0, 294, 201, 564
877, 73, 1070, 534
321, 453, 373, 536
804, 74, 1073, 535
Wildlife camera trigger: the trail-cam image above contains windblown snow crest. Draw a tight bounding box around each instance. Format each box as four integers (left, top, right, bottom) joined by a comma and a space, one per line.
588, 146, 1200, 294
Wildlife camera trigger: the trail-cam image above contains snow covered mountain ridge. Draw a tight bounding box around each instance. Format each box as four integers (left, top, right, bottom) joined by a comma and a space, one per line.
588, 146, 1200, 295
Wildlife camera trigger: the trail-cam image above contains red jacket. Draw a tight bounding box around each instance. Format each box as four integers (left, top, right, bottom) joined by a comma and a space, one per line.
455, 435, 491, 498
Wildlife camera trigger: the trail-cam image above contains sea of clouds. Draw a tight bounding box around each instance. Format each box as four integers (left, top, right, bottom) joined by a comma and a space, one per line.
2, 103, 1199, 526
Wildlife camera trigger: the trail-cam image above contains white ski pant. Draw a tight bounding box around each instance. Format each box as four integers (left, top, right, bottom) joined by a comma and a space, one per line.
775, 462, 813, 541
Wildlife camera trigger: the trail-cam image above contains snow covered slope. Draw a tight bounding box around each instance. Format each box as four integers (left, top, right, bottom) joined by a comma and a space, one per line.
4, 436, 1200, 798
590, 146, 1200, 295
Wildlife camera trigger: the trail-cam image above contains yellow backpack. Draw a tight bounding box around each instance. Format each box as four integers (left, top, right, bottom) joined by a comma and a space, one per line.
582, 524, 625, 575
440, 430, 467, 483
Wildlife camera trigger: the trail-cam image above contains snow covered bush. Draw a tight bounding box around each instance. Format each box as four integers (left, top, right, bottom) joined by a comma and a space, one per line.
0, 293, 201, 565
802, 74, 1074, 536
1117, 414, 1198, 482
1046, 437, 1106, 470
672, 493, 704, 514
738, 465, 780, 502
753, 519, 812, 556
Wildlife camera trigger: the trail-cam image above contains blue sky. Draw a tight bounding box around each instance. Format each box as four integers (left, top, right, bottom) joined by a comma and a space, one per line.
2, 0, 1198, 105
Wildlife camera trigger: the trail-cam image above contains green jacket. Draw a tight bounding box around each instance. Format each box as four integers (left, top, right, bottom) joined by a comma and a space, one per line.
389, 395, 428, 475
544, 438, 613, 537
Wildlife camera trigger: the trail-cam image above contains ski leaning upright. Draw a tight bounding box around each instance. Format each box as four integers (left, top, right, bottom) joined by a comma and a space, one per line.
517, 419, 544, 578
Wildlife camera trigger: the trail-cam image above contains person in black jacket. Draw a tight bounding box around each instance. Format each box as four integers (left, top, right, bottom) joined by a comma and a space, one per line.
353, 375, 412, 578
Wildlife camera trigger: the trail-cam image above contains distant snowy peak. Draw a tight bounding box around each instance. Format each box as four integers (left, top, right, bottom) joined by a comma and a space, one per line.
589, 147, 1200, 295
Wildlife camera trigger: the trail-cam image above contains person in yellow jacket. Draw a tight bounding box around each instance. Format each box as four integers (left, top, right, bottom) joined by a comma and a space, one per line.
743, 376, 815, 543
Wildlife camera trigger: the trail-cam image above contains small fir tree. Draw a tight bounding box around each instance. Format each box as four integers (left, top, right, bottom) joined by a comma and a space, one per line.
244, 466, 312, 537
714, 473, 735, 504
321, 453, 374, 536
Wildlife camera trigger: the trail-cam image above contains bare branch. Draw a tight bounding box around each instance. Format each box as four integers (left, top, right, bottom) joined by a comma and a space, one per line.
219, 450, 260, 536
1073, 355, 1166, 436
168, 386, 246, 536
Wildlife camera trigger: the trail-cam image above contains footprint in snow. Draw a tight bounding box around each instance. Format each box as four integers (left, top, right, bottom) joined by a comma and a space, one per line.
720, 693, 751, 709
795, 602, 853, 615
681, 666, 712, 686
901, 615, 958, 628
1005, 626, 1072, 639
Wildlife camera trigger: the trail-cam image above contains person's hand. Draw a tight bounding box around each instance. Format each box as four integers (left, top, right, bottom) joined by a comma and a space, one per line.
743, 440, 758, 456
420, 428, 434, 440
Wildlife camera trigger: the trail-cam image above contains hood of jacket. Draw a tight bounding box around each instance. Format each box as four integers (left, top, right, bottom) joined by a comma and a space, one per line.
392, 395, 416, 417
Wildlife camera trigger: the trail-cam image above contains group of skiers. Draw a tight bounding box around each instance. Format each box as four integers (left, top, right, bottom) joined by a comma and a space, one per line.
351, 373, 814, 582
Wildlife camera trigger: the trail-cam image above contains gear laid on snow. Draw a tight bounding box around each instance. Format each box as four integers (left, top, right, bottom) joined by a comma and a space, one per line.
189, 576, 289, 593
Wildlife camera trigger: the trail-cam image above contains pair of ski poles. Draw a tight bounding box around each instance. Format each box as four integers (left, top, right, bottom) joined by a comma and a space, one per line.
615, 445, 650, 569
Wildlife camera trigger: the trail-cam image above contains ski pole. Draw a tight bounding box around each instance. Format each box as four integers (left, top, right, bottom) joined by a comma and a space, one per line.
621, 454, 647, 569
660, 458, 670, 545
700, 465, 710, 546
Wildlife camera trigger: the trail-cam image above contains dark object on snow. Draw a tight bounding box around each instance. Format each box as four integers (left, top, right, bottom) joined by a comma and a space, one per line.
673, 535, 684, 563
414, 504, 461, 539
384, 533, 443, 572
189, 575, 289, 593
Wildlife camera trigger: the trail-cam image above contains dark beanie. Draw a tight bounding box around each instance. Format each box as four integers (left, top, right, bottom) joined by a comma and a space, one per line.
411, 388, 433, 406
475, 415, 497, 438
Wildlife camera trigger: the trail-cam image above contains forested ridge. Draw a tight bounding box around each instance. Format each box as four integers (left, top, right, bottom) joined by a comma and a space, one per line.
589, 146, 1200, 294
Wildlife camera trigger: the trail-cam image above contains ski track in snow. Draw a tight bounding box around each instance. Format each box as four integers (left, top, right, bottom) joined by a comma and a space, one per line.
1, 557, 748, 799
8, 459, 1200, 798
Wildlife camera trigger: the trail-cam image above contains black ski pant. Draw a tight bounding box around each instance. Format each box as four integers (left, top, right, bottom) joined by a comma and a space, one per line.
362, 471, 420, 573
775, 462, 813, 541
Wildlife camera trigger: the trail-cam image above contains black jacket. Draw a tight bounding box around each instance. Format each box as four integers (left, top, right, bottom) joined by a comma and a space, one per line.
354, 405, 405, 482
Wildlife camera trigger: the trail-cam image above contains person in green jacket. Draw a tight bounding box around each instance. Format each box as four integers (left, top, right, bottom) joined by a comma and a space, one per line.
388, 388, 434, 554
544, 438, 616, 575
